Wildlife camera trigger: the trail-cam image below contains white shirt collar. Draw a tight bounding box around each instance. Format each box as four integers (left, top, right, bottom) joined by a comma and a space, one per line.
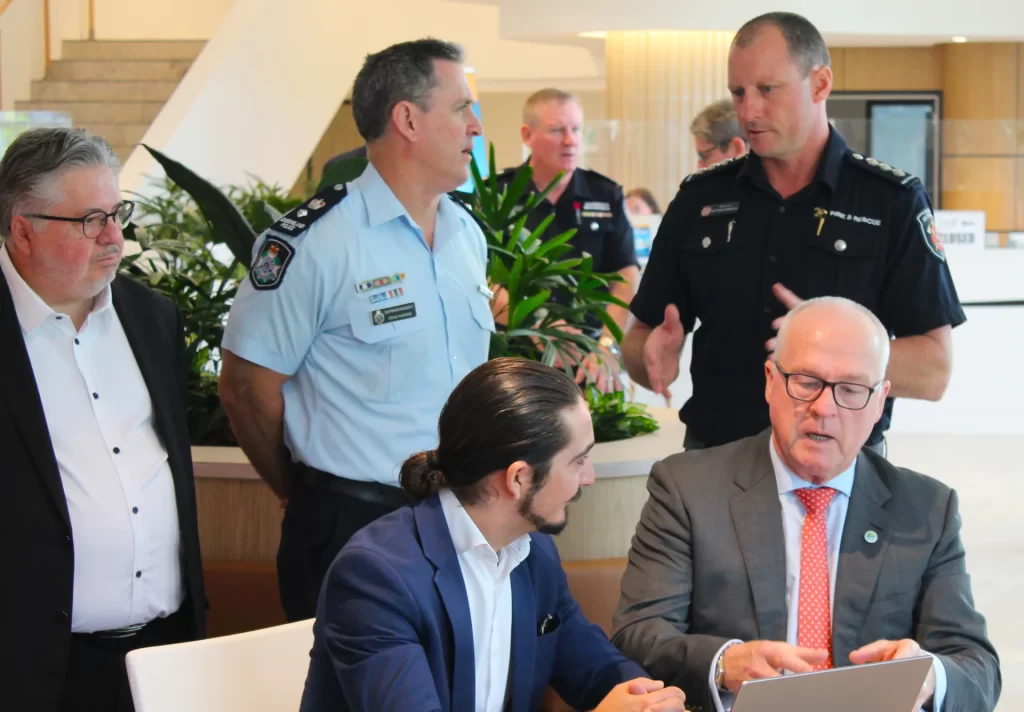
438, 488, 531, 570
0, 243, 114, 334
768, 434, 857, 498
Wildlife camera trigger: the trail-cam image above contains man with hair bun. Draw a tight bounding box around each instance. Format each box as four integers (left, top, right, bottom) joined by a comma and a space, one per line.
300, 358, 688, 712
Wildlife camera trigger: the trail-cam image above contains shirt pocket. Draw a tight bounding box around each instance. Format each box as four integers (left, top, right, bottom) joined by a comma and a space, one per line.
677, 218, 741, 322
803, 228, 883, 309
347, 297, 428, 402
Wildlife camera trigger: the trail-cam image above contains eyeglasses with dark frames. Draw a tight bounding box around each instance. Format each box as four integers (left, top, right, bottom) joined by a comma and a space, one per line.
22, 200, 134, 240
773, 361, 883, 411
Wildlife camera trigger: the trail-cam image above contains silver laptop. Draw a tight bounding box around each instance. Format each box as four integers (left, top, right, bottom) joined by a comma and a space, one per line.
731, 656, 933, 712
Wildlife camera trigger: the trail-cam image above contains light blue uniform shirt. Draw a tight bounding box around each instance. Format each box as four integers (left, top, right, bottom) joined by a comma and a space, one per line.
710, 441, 947, 711
222, 162, 494, 485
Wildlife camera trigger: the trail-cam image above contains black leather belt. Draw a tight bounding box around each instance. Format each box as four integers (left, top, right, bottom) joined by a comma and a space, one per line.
295, 463, 408, 509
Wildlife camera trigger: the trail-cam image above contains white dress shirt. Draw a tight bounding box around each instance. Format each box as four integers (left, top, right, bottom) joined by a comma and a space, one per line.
1, 245, 184, 633
709, 440, 947, 711
439, 489, 532, 712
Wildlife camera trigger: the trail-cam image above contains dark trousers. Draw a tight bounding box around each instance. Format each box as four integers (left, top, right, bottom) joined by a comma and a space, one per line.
277, 477, 402, 622
58, 605, 192, 712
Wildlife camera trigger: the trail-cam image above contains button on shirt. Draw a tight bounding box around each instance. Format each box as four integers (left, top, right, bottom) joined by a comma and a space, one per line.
222, 162, 494, 485
439, 489, 532, 712
708, 441, 947, 712
0, 246, 183, 633
631, 127, 965, 449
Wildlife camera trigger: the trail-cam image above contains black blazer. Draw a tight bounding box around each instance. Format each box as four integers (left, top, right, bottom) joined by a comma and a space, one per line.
0, 271, 206, 711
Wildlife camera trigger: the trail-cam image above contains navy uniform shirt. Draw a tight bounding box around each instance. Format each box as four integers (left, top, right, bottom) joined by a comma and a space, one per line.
495, 164, 638, 332
631, 127, 966, 448
222, 162, 494, 486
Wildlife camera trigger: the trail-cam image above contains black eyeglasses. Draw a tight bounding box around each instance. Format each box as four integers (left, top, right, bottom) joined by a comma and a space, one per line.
773, 362, 882, 411
23, 200, 134, 239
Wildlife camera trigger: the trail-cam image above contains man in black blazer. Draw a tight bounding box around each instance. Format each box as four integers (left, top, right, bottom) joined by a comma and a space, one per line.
0, 128, 205, 712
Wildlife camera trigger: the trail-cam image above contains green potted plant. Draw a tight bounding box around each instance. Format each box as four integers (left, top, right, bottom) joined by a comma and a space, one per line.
123, 142, 657, 444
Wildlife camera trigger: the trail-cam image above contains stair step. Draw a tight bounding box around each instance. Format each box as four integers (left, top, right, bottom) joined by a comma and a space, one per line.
15, 101, 164, 124
47, 59, 193, 83
62, 40, 206, 61
31, 80, 179, 103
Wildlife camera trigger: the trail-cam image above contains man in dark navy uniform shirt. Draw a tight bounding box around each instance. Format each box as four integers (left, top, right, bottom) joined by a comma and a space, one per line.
622, 12, 964, 453
495, 88, 639, 392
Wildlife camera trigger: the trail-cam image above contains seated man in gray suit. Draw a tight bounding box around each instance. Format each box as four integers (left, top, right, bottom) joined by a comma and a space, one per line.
611, 296, 1000, 712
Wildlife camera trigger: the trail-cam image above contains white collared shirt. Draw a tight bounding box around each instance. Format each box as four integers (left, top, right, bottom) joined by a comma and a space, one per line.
439, 489, 532, 712
1, 245, 184, 633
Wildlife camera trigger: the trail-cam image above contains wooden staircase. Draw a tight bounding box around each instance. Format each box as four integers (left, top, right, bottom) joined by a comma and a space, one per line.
15, 40, 206, 163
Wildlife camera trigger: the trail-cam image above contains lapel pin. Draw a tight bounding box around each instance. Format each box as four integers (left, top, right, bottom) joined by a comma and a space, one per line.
864, 530, 878, 544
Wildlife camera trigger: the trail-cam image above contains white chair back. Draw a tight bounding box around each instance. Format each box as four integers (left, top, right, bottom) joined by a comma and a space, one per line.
125, 619, 314, 712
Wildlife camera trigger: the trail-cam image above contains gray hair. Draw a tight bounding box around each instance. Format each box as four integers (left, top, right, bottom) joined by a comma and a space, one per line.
690, 98, 745, 147
775, 296, 891, 379
733, 11, 831, 76
351, 38, 464, 142
523, 88, 580, 127
0, 127, 120, 239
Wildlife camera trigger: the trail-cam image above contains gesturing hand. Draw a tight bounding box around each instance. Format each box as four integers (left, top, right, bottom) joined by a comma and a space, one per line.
764, 282, 804, 355
643, 304, 686, 403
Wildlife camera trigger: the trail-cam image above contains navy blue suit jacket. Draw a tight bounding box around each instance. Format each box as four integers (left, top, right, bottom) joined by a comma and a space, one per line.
299, 494, 645, 711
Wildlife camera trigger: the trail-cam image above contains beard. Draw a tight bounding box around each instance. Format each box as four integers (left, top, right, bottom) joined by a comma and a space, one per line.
519, 485, 582, 536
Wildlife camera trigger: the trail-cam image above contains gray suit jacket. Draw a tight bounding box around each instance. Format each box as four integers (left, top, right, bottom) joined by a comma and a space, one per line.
610, 430, 999, 712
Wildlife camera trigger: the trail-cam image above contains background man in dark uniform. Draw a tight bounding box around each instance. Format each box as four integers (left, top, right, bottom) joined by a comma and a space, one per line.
690, 97, 749, 169
622, 11, 965, 454
495, 88, 639, 391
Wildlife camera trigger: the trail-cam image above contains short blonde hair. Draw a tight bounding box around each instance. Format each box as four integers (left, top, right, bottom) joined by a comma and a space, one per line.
689, 98, 744, 148
523, 88, 580, 127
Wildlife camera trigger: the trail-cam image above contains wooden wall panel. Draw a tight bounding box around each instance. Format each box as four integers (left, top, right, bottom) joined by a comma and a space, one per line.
1018, 158, 1024, 230
834, 47, 940, 91
605, 30, 734, 215
829, 47, 847, 90
941, 157, 1018, 232
1018, 45, 1024, 153
288, 100, 362, 197
553, 475, 649, 561
941, 43, 1019, 156
196, 479, 282, 562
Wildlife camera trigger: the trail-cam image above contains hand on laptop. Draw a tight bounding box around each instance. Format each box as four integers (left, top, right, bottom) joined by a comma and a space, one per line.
850, 639, 936, 710
720, 640, 828, 693
592, 677, 687, 712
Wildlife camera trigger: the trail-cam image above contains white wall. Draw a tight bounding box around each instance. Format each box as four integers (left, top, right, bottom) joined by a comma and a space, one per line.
94, 0, 235, 40
0, 0, 44, 110
494, 0, 1024, 44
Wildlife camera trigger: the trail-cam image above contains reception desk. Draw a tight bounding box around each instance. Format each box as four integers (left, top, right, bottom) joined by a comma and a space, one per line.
191, 407, 685, 563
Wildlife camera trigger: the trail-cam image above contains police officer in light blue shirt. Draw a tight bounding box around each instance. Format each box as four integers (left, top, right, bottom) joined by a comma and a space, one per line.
219, 38, 491, 622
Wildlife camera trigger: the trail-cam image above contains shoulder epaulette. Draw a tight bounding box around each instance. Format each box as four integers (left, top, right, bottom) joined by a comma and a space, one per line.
846, 151, 920, 189
267, 182, 349, 238
578, 167, 621, 190
682, 154, 747, 184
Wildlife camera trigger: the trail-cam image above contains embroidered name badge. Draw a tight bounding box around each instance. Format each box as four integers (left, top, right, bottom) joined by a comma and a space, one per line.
249, 237, 295, 290
371, 302, 417, 325
700, 202, 740, 218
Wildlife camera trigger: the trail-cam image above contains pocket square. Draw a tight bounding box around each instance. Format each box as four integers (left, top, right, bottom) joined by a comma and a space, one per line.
538, 613, 561, 636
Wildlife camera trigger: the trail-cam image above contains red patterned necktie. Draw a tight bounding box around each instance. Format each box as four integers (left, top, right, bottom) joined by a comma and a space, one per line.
795, 487, 838, 670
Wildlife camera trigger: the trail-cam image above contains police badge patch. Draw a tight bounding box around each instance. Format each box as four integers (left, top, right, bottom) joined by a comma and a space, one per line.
916, 209, 945, 262
250, 237, 295, 290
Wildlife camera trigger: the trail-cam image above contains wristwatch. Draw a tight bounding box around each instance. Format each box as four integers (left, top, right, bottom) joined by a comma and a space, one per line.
598, 334, 621, 357
714, 654, 728, 691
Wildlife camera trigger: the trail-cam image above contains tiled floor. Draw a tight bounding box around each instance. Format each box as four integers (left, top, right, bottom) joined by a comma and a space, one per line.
887, 434, 1021, 711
